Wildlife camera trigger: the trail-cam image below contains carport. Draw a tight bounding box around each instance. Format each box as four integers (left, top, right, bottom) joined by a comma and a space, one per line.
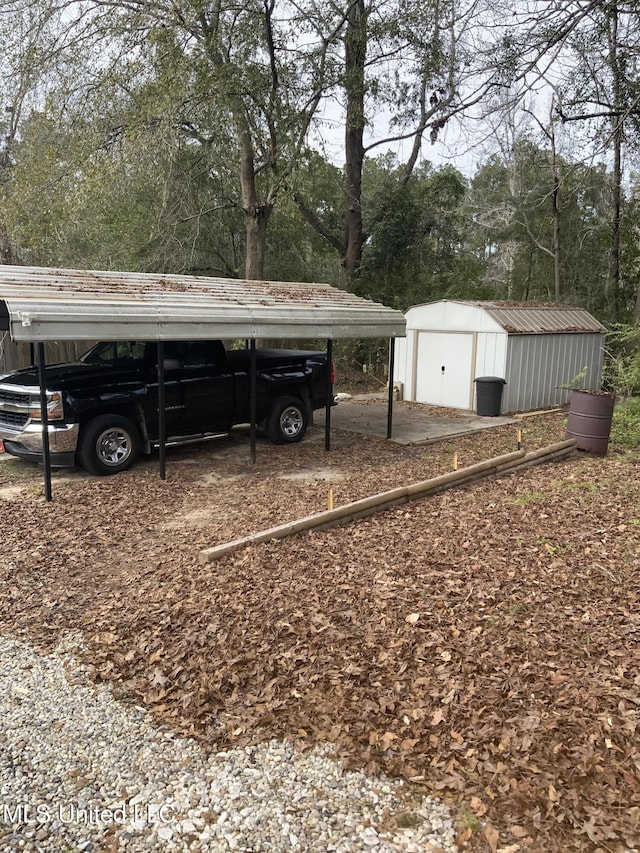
0, 265, 405, 500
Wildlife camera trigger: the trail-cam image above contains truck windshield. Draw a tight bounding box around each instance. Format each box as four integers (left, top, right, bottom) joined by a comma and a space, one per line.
81, 342, 146, 365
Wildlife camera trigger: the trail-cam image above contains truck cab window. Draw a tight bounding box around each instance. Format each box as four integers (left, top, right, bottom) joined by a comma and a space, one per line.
82, 342, 146, 364
145, 341, 225, 369
184, 342, 211, 367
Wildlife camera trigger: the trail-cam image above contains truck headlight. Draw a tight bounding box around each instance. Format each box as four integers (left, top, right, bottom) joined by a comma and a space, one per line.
29, 391, 64, 422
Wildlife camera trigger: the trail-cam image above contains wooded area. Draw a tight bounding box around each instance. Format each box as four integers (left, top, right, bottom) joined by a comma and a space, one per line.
2, 0, 640, 328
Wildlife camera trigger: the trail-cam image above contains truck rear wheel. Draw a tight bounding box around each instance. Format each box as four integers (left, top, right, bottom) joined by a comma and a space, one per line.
78, 415, 141, 475
266, 397, 308, 444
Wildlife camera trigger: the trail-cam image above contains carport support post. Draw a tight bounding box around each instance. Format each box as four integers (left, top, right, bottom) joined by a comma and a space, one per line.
325, 338, 333, 452
386, 337, 395, 440
37, 343, 53, 502
157, 342, 166, 480
250, 339, 257, 466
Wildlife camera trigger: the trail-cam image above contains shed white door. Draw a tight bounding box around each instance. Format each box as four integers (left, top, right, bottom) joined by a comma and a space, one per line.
415, 331, 475, 408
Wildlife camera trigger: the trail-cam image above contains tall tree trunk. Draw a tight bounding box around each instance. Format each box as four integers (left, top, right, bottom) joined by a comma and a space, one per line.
527, 100, 562, 299
0, 232, 12, 265
506, 135, 519, 300
203, 16, 274, 283
1, 110, 15, 266
550, 169, 561, 301
244, 205, 272, 280
607, 1, 622, 319
609, 120, 622, 317
237, 114, 272, 280
343, 0, 367, 277
546, 100, 562, 301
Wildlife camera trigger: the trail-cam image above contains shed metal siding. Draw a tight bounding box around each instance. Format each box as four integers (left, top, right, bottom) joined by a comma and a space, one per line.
503, 333, 604, 412
475, 332, 507, 379
393, 336, 407, 385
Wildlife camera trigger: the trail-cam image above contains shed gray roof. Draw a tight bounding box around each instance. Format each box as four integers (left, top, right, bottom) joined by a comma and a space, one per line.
0, 265, 406, 342
465, 301, 605, 334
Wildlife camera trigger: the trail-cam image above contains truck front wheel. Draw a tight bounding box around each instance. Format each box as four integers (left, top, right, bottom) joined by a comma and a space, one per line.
266, 397, 308, 444
78, 415, 141, 475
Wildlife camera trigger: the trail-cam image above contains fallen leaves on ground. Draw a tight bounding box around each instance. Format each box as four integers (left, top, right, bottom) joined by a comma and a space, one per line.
1, 411, 639, 852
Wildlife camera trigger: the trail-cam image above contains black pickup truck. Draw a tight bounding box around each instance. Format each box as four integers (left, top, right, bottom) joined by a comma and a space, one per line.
0, 340, 332, 475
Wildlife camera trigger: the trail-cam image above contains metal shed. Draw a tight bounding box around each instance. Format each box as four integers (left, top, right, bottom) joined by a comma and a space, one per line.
0, 265, 406, 499
393, 300, 606, 413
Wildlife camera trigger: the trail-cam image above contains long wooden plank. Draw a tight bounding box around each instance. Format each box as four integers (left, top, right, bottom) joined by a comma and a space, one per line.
199, 441, 577, 563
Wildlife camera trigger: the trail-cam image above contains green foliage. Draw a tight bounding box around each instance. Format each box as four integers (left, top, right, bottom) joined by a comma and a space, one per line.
558, 365, 590, 391
618, 184, 640, 320
610, 397, 640, 449
510, 491, 546, 506
1, 0, 363, 279
332, 338, 389, 382
265, 152, 344, 285
356, 155, 487, 309
4, 2, 640, 328
467, 142, 615, 313
5, 81, 246, 274
604, 325, 640, 396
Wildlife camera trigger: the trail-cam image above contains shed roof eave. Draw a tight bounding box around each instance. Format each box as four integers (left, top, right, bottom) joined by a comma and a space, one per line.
403, 299, 604, 335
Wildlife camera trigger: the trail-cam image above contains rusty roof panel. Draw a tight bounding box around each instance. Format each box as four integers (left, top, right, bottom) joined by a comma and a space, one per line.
0, 266, 406, 341
453, 301, 605, 334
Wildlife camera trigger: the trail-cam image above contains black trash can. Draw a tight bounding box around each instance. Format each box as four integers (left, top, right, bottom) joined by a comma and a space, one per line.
474, 376, 506, 416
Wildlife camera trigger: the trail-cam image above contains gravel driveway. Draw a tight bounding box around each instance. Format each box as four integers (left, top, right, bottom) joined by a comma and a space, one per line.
0, 631, 456, 852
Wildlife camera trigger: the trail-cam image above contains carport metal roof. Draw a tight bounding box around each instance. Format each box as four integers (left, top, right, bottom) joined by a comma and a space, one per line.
0, 265, 406, 341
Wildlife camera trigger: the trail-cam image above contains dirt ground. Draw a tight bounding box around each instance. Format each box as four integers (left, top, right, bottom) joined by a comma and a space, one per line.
1, 409, 639, 853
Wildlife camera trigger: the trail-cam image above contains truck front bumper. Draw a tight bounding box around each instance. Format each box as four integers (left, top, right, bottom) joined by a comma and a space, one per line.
0, 422, 79, 467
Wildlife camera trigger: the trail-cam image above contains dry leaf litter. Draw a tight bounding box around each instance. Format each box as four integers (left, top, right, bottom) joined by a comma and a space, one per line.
0, 409, 639, 852
0, 634, 454, 852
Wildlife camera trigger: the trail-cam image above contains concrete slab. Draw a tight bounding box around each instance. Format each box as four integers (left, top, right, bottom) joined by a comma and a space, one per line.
317, 394, 516, 445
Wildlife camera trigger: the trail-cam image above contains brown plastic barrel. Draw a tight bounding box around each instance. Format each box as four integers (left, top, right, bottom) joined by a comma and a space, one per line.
566, 390, 616, 455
